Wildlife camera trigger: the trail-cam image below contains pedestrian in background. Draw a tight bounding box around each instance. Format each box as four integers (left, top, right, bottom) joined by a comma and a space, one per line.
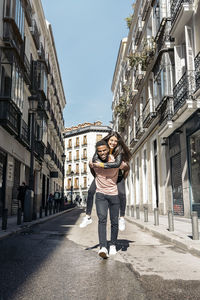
17, 182, 28, 213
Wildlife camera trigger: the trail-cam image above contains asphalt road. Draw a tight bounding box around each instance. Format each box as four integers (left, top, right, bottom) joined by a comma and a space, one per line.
0, 208, 200, 300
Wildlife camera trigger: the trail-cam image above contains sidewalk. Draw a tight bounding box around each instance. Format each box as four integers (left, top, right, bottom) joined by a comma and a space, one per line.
125, 211, 200, 256
0, 205, 75, 241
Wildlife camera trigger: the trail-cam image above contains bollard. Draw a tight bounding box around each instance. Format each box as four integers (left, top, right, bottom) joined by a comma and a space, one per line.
45, 205, 48, 216
2, 208, 8, 230
131, 205, 134, 217
126, 205, 130, 216
144, 206, 148, 222
154, 208, 159, 225
17, 207, 22, 225
136, 206, 140, 219
191, 211, 199, 240
39, 206, 43, 218
168, 210, 174, 231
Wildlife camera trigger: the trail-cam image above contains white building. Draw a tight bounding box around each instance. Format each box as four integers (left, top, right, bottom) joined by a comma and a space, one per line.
63, 122, 111, 202
112, 0, 200, 218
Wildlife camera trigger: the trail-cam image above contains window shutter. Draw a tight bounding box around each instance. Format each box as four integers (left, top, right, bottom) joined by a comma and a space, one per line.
185, 26, 194, 72
174, 46, 183, 84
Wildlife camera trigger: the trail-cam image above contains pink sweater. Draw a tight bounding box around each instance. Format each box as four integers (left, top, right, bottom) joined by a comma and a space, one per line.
93, 156, 127, 196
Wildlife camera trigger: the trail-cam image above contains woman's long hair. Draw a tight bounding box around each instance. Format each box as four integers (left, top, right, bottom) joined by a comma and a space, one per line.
102, 131, 132, 162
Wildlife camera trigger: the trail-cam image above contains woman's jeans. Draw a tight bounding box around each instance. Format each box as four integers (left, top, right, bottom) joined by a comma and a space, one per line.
96, 192, 119, 248
86, 178, 126, 217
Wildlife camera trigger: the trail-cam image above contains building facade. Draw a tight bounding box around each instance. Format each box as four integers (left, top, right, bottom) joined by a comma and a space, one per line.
112, 0, 200, 217
63, 122, 111, 203
0, 0, 66, 216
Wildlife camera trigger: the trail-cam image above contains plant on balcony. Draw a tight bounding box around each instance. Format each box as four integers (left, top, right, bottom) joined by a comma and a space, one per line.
114, 96, 131, 132
128, 37, 156, 70
125, 15, 133, 29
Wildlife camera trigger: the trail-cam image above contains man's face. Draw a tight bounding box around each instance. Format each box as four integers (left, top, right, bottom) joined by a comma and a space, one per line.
96, 145, 109, 161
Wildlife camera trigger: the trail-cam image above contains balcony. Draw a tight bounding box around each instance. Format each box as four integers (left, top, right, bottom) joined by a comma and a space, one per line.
135, 115, 144, 139
74, 143, 80, 148
81, 170, 87, 175
0, 99, 21, 136
34, 140, 45, 160
135, 16, 142, 46
44, 142, 52, 163
143, 98, 157, 128
134, 66, 145, 89
74, 157, 80, 161
155, 18, 171, 53
82, 142, 87, 146
141, 0, 150, 21
30, 20, 40, 50
19, 119, 30, 147
24, 0, 32, 26
82, 155, 87, 160
3, 22, 22, 54
173, 71, 196, 114
195, 52, 200, 93
170, 0, 194, 37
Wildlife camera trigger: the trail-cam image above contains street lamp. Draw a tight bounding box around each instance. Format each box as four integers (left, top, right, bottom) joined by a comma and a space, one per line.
61, 153, 66, 210
70, 171, 74, 204
24, 96, 38, 222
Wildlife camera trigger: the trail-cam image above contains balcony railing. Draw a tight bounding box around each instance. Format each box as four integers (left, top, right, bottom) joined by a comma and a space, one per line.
195, 52, 200, 92
74, 157, 80, 161
0, 99, 21, 136
20, 119, 30, 147
143, 98, 156, 128
30, 20, 40, 50
34, 141, 45, 160
171, 0, 194, 26
135, 16, 142, 46
82, 155, 87, 160
141, 0, 150, 21
134, 66, 145, 89
24, 0, 32, 26
173, 71, 196, 113
135, 115, 144, 139
155, 18, 170, 53
156, 96, 174, 125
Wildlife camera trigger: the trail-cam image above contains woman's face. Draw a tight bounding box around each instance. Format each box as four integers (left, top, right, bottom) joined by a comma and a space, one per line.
108, 135, 118, 149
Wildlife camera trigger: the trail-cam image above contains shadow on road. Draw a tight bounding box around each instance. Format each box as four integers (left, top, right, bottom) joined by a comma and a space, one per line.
0, 207, 84, 300
84, 239, 134, 252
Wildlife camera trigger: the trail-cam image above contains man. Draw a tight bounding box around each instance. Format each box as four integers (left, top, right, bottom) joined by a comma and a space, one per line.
90, 140, 128, 259
17, 182, 28, 213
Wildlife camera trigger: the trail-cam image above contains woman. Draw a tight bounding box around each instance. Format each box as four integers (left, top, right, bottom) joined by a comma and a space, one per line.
80, 131, 131, 231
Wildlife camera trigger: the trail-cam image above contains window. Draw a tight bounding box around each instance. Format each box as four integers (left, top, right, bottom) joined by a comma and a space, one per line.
96, 134, 102, 142
76, 163, 79, 174
83, 149, 87, 159
83, 135, 87, 145
84, 162, 87, 172
76, 137, 79, 146
67, 178, 71, 189
74, 178, 79, 189
69, 152, 72, 161
68, 139, 72, 148
84, 177, 87, 188
76, 150, 79, 160
0, 57, 24, 111
4, 0, 25, 39
68, 165, 71, 174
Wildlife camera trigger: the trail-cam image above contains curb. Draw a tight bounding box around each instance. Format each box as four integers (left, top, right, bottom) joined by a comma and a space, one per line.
0, 207, 75, 241
125, 216, 200, 257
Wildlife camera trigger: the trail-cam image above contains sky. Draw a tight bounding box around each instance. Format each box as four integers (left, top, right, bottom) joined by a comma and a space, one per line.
41, 0, 133, 128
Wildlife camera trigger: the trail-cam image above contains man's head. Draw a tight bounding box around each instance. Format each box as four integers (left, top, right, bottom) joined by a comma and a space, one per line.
96, 140, 109, 161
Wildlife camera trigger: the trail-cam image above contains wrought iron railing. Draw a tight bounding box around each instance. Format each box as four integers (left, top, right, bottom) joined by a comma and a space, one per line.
173, 71, 195, 113
158, 96, 174, 124
195, 51, 200, 92
0, 99, 21, 136
143, 98, 156, 127
171, 0, 194, 26
30, 20, 40, 50
20, 119, 30, 146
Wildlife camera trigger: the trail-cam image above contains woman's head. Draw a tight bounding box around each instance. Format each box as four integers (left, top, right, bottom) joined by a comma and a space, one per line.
103, 131, 131, 162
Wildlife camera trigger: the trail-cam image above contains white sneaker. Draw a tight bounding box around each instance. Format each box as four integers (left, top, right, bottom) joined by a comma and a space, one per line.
98, 247, 109, 259
79, 216, 92, 228
109, 245, 117, 255
119, 217, 125, 231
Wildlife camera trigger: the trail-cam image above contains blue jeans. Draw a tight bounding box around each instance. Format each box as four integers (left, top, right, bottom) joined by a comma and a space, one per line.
86, 178, 126, 217
96, 192, 119, 249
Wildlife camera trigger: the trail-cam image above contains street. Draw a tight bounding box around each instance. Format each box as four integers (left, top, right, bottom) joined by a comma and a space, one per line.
0, 208, 200, 300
